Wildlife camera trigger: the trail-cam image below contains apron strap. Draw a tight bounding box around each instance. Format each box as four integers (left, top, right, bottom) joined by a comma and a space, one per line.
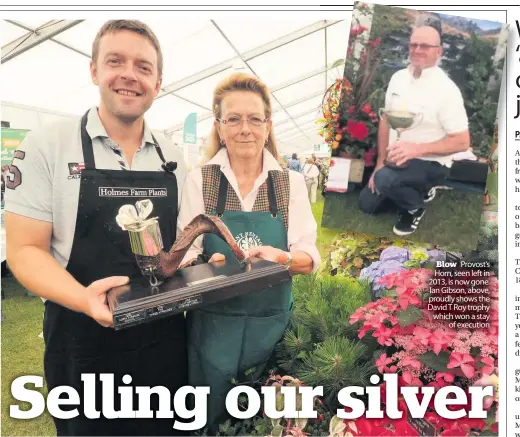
216, 172, 229, 217
267, 171, 278, 218
80, 110, 177, 177
80, 110, 96, 170
216, 170, 278, 218
151, 133, 177, 175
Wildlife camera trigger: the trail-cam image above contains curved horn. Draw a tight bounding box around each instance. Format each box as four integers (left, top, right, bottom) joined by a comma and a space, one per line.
136, 214, 248, 280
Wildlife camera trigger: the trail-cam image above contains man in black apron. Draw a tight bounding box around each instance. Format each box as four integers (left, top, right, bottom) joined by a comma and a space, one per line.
5, 21, 187, 435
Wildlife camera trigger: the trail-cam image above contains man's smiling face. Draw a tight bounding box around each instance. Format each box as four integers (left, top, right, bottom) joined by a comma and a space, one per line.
90, 29, 162, 123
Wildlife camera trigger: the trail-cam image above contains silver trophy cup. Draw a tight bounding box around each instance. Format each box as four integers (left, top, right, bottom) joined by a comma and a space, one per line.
379, 109, 423, 169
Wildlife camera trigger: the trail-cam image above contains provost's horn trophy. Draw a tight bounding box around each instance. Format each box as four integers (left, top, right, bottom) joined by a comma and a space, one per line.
107, 200, 291, 330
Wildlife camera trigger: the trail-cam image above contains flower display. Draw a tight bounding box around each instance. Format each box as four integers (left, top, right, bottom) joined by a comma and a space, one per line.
359, 245, 446, 297
348, 269, 499, 436
316, 6, 381, 159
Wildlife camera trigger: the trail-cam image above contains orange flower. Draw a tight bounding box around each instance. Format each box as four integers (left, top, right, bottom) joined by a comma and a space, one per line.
335, 134, 342, 141
332, 141, 340, 149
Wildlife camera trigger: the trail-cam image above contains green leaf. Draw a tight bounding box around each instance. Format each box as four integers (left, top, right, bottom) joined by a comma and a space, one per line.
373, 349, 385, 361
332, 59, 345, 68
479, 430, 498, 436
244, 367, 256, 376
219, 420, 231, 434
418, 351, 450, 372
397, 306, 423, 327
470, 346, 481, 358
271, 424, 285, 437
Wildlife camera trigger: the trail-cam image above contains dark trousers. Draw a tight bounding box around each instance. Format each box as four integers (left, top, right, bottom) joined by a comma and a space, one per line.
358, 159, 449, 213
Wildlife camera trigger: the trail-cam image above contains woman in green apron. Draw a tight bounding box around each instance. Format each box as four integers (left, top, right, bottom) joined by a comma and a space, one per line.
178, 73, 320, 430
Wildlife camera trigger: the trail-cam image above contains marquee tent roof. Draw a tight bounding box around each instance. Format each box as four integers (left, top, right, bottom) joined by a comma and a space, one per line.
1, 18, 351, 155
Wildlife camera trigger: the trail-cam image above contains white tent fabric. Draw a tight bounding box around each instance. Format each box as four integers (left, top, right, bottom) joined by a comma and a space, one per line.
0, 18, 350, 155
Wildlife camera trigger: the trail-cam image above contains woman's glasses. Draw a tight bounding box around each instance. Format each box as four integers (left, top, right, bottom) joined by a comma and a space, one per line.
217, 115, 269, 127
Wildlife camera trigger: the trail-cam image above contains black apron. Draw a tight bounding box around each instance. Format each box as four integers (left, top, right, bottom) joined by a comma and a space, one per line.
43, 110, 187, 436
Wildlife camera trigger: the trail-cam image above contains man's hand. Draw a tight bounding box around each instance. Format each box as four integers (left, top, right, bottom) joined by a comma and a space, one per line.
368, 163, 384, 194
386, 141, 420, 167
248, 246, 288, 265
85, 276, 129, 328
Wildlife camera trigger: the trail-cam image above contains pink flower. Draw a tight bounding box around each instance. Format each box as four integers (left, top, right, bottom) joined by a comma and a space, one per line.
373, 325, 396, 346
429, 329, 453, 355
396, 290, 421, 310
480, 356, 496, 375
436, 372, 455, 383
349, 307, 365, 324
412, 326, 431, 346
358, 324, 372, 339
400, 356, 422, 370
375, 353, 394, 373
447, 352, 475, 379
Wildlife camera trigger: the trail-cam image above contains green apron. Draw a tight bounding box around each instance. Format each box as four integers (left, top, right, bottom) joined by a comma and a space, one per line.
187, 172, 293, 429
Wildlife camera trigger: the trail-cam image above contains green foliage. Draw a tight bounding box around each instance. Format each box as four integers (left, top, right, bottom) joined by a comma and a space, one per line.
194, 416, 273, 436
441, 33, 499, 157
398, 305, 423, 327
327, 232, 396, 276
275, 274, 373, 407
291, 274, 372, 342
418, 351, 450, 372
461, 218, 498, 276
296, 337, 373, 407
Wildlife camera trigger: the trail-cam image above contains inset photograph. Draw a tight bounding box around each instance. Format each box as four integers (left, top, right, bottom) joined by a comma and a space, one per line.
320, 2, 507, 250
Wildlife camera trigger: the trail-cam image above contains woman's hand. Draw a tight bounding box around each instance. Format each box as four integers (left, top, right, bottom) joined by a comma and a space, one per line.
248, 246, 288, 265
209, 253, 226, 263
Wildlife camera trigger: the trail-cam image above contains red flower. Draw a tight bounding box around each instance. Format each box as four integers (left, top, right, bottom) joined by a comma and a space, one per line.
368, 37, 382, 48
349, 25, 368, 38
361, 103, 372, 114
346, 120, 369, 141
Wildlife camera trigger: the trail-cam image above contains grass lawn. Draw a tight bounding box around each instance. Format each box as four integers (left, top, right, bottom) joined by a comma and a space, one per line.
2, 276, 54, 436
310, 191, 342, 261
483, 171, 498, 211
321, 188, 483, 251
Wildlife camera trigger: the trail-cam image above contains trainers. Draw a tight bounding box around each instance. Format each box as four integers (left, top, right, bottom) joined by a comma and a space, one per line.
424, 187, 436, 203
393, 208, 425, 236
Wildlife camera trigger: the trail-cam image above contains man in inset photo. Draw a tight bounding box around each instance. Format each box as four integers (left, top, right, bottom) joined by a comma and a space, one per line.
358, 24, 470, 236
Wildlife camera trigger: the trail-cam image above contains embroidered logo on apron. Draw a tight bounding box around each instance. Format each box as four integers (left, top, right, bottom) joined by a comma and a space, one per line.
98, 187, 168, 197
235, 232, 262, 250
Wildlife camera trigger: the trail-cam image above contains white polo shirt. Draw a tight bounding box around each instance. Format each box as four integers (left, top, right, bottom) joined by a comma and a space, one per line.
385, 65, 469, 167
5, 107, 186, 268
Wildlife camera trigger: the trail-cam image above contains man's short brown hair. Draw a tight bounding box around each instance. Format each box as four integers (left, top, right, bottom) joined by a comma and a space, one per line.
91, 20, 163, 77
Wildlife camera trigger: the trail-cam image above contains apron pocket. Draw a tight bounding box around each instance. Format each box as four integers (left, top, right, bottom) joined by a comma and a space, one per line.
239, 307, 293, 375
188, 310, 246, 380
